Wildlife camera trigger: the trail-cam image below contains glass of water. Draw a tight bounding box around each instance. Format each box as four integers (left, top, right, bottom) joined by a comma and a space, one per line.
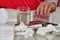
17, 7, 31, 25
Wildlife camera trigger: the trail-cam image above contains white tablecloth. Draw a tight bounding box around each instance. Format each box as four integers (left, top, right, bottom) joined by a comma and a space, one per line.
0, 24, 14, 40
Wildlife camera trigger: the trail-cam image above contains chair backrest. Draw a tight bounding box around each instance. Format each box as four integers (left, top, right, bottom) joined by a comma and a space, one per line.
57, 0, 60, 7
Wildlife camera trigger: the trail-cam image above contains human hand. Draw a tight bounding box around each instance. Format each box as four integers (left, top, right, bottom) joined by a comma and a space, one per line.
37, 2, 56, 15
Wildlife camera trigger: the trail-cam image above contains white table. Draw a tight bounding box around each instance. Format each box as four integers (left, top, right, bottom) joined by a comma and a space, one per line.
0, 21, 15, 40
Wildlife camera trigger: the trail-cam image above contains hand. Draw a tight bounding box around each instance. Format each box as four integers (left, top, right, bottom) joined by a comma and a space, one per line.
37, 2, 56, 15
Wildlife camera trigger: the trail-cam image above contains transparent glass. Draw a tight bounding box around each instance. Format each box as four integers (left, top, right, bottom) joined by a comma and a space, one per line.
17, 7, 31, 25
34, 10, 50, 22
17, 7, 50, 25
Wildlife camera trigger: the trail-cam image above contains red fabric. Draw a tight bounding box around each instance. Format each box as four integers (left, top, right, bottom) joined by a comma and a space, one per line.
0, 0, 44, 10
28, 21, 42, 26
0, 0, 49, 22
57, 0, 60, 7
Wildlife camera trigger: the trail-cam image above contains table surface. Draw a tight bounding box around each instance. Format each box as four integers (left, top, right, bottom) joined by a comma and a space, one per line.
0, 21, 60, 40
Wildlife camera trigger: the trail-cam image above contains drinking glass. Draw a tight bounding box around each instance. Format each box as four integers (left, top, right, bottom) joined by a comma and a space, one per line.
17, 7, 31, 25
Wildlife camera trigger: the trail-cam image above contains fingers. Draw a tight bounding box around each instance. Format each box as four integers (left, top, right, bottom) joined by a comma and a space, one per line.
37, 2, 56, 15
47, 5, 53, 14
39, 2, 45, 15
47, 3, 56, 14
37, 2, 45, 15
37, 6, 40, 15
44, 3, 49, 15
37, 2, 49, 15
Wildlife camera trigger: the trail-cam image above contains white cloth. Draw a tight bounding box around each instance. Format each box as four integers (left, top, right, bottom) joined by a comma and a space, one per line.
0, 8, 8, 24
15, 22, 34, 38
36, 24, 60, 40
17, 28, 34, 38
15, 22, 28, 31
0, 24, 14, 40
36, 24, 60, 36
